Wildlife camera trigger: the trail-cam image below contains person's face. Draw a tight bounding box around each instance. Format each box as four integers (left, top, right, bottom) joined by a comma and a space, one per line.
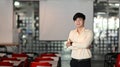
74, 18, 84, 28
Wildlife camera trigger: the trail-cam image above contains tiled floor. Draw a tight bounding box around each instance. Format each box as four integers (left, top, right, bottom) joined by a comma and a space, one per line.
62, 60, 104, 67
61, 47, 104, 67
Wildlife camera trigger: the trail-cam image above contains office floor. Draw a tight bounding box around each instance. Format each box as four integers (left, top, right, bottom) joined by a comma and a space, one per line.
61, 48, 104, 67
62, 60, 104, 67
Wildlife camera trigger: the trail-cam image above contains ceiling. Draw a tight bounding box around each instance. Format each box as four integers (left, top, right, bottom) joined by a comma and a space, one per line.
94, 0, 120, 17
14, 0, 120, 17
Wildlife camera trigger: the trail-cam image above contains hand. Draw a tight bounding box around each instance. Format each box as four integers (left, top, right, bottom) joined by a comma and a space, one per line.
66, 41, 71, 47
87, 45, 92, 49
66, 39, 72, 47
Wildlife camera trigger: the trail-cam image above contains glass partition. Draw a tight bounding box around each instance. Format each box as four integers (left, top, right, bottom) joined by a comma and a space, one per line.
93, 0, 119, 56
13, 0, 39, 52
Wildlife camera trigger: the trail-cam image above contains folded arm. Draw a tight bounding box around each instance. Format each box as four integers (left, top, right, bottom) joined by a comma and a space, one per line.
68, 31, 93, 49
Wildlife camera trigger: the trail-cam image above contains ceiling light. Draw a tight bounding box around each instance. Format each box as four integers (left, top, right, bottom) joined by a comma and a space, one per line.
115, 3, 119, 7
14, 1, 20, 7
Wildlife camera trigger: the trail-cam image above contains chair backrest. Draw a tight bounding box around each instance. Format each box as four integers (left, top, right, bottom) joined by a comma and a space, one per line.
115, 54, 120, 67
1, 57, 19, 61
0, 62, 13, 67
40, 53, 56, 57
30, 62, 52, 67
12, 53, 28, 57
34, 57, 54, 62
12, 53, 29, 67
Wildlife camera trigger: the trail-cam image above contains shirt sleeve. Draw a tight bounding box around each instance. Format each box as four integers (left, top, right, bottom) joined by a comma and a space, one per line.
67, 31, 72, 42
66, 30, 78, 50
72, 30, 93, 49
67, 45, 79, 50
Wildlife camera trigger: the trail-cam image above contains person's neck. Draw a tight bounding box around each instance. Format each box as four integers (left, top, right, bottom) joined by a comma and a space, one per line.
77, 27, 84, 34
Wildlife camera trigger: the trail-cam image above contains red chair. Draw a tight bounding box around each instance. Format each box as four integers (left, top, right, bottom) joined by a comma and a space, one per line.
40, 53, 57, 57
12, 53, 28, 57
0, 62, 13, 67
1, 57, 23, 67
115, 54, 120, 67
30, 62, 52, 67
1, 57, 19, 61
12, 53, 29, 67
34, 57, 54, 62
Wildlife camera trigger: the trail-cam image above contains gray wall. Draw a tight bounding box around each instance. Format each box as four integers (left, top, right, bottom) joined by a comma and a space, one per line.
0, 0, 14, 43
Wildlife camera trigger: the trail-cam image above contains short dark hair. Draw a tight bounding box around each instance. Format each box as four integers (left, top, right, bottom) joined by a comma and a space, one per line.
73, 12, 86, 21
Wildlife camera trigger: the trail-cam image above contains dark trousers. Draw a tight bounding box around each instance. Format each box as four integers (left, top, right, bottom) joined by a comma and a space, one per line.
70, 58, 91, 67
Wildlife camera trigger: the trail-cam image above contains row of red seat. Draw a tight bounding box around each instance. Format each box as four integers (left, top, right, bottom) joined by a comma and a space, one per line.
30, 53, 58, 67
0, 52, 60, 67
0, 53, 29, 67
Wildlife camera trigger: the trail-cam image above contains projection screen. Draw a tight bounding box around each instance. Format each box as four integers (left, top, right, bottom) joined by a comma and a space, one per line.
39, 0, 93, 40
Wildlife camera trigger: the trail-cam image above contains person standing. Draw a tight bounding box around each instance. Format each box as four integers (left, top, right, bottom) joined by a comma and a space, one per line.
66, 12, 93, 67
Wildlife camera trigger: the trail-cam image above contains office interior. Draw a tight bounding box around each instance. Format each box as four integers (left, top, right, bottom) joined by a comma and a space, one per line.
0, 0, 120, 67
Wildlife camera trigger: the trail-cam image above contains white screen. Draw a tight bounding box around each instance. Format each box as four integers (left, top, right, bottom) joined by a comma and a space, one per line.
39, 0, 93, 40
